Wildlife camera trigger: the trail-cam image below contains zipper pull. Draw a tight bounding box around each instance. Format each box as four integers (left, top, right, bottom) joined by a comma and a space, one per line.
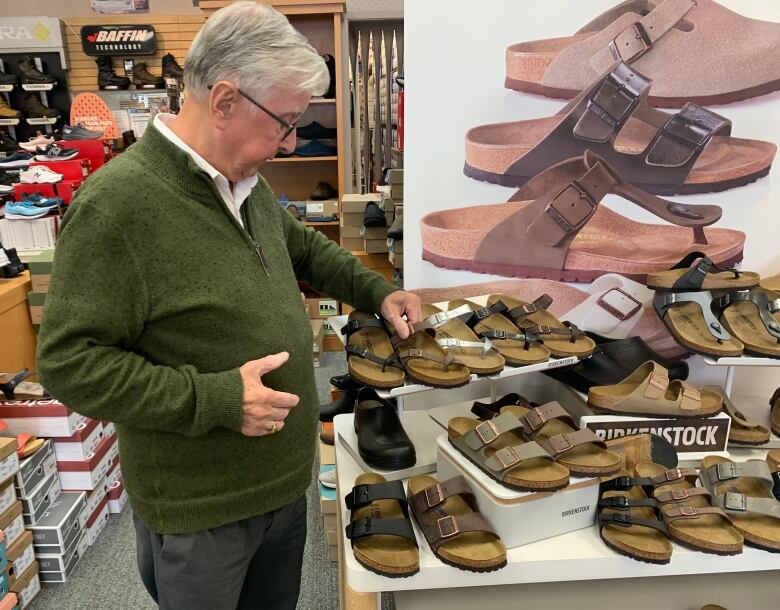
251, 240, 271, 276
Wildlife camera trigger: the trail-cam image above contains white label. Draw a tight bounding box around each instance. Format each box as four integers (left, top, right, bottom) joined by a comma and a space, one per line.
0, 452, 20, 484
13, 542, 35, 578
5, 513, 24, 547
0, 85, 13, 92
0, 485, 17, 515
42, 453, 57, 480
307, 203, 324, 214
21, 83, 54, 91
26, 117, 57, 125
20, 573, 41, 608
545, 356, 578, 370
0, 118, 20, 126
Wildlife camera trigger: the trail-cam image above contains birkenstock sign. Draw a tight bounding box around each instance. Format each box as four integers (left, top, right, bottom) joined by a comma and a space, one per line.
80, 25, 156, 56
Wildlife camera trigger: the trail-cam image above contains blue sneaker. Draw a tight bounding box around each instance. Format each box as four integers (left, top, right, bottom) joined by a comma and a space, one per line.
0, 152, 33, 168
292, 139, 337, 157
4, 201, 56, 219
21, 193, 63, 207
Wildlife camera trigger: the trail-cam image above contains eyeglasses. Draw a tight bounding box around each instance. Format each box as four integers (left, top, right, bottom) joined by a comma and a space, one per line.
207, 84, 298, 141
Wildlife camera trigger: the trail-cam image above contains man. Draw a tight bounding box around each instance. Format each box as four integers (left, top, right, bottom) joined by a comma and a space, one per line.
36, 3, 420, 609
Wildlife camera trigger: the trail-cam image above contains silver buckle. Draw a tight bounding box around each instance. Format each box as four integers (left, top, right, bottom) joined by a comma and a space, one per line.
723, 492, 747, 512
716, 462, 738, 481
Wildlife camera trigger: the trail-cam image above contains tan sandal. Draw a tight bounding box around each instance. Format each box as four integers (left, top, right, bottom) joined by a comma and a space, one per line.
588, 361, 723, 418
344, 473, 419, 577
447, 298, 550, 367
703, 386, 770, 446
772, 388, 780, 437
714, 288, 780, 358
700, 457, 780, 553
486, 294, 595, 358
500, 402, 620, 476
342, 311, 405, 389
391, 328, 471, 389
407, 474, 506, 572
448, 413, 569, 492
416, 303, 505, 375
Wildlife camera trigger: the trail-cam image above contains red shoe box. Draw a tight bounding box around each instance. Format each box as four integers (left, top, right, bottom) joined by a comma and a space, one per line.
57, 140, 106, 171
54, 179, 82, 204
74, 475, 108, 520
0, 400, 86, 438
12, 183, 57, 200
105, 452, 121, 488
30, 159, 88, 180
85, 494, 109, 546
57, 434, 115, 491
108, 477, 127, 514
51, 419, 104, 462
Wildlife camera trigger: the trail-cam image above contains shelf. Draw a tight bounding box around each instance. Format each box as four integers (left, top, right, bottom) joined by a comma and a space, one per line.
309, 98, 336, 105
727, 393, 780, 449
269, 155, 338, 163
302, 220, 339, 226
703, 356, 780, 367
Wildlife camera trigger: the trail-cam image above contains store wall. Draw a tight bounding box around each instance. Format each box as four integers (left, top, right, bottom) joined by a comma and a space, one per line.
0, 0, 200, 17
404, 0, 780, 394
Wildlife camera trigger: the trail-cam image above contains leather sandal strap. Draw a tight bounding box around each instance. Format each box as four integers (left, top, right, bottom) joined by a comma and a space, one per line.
520, 401, 576, 435
471, 393, 534, 420
341, 316, 386, 338
483, 441, 552, 474
396, 347, 460, 372
437, 337, 497, 358
504, 295, 553, 323
661, 504, 731, 525
598, 510, 669, 536
456, 302, 508, 328
408, 475, 476, 514
599, 468, 700, 494
715, 289, 780, 339
0, 368, 33, 400
711, 491, 780, 519
598, 495, 658, 511
346, 345, 404, 372
700, 461, 775, 491
654, 486, 711, 504
346, 480, 409, 511
345, 516, 417, 544
538, 427, 606, 457
478, 328, 539, 349
668, 252, 739, 290
527, 321, 581, 344
653, 290, 733, 342
421, 512, 499, 552
463, 412, 526, 451
416, 304, 475, 332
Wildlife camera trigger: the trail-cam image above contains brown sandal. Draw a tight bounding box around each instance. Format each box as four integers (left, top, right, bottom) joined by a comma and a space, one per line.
771, 388, 780, 437
407, 474, 506, 572
342, 312, 405, 389
704, 386, 770, 446
714, 288, 780, 359
391, 327, 471, 389
646, 253, 759, 291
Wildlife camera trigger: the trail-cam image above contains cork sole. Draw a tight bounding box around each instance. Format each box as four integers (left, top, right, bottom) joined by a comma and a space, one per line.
635, 463, 743, 555
446, 299, 550, 366
721, 301, 780, 359
700, 457, 780, 553
407, 474, 507, 573
486, 294, 595, 358
599, 472, 673, 564
419, 303, 505, 376
588, 379, 722, 418
346, 311, 405, 389
501, 405, 620, 476
646, 269, 759, 291
448, 416, 569, 491
659, 304, 744, 358
394, 330, 471, 389
772, 400, 780, 438
349, 473, 419, 577
767, 450, 780, 471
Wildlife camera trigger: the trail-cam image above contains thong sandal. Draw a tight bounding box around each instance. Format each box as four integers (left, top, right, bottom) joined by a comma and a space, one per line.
646, 252, 759, 291
390, 328, 471, 389
466, 60, 775, 194
423, 152, 744, 283
700, 457, 780, 553
500, 402, 621, 476
587, 361, 723, 418
503, 0, 780, 107
486, 294, 595, 358
0, 369, 50, 401
713, 288, 780, 359
703, 387, 770, 446
344, 474, 419, 577
416, 303, 505, 376
342, 312, 405, 389
16, 434, 45, 459
447, 299, 550, 367
771, 388, 780, 437
407, 474, 507, 573
448, 412, 570, 492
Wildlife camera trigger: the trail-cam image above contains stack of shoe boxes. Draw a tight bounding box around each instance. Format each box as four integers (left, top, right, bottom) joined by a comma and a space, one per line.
23, 248, 53, 330
384, 169, 404, 286
317, 437, 338, 561
339, 194, 381, 252
0, 436, 27, 609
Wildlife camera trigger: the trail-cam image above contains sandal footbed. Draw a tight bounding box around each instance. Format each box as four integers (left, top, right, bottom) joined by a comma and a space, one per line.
395, 330, 471, 388
347, 312, 405, 389
646, 269, 760, 291
721, 301, 780, 359
661, 304, 744, 358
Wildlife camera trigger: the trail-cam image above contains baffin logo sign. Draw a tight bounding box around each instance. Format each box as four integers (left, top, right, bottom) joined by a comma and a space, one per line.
81, 25, 156, 56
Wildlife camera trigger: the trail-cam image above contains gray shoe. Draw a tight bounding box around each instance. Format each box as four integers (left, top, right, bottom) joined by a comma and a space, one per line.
61, 123, 104, 140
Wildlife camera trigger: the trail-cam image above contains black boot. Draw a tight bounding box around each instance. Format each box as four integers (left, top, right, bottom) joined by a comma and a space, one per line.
319, 386, 359, 422
329, 373, 363, 391
322, 53, 335, 99
18, 56, 56, 85
22, 93, 59, 118
0, 130, 18, 153
95, 56, 130, 91
132, 62, 164, 89
162, 53, 184, 79
0, 66, 18, 86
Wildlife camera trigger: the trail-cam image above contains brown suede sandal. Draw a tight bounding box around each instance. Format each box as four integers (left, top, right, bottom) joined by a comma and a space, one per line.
700, 457, 780, 553
500, 402, 620, 476
588, 361, 723, 418
390, 328, 471, 389
704, 387, 770, 446
423, 152, 744, 283
407, 475, 507, 573
503, 0, 780, 107
465, 61, 775, 195
771, 388, 780, 437
714, 288, 780, 359
486, 293, 596, 358
342, 312, 405, 389
416, 303, 505, 376
446, 299, 550, 366
448, 413, 570, 492
344, 474, 419, 578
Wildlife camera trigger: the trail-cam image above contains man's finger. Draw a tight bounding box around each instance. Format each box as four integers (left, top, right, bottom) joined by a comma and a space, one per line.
252, 351, 290, 376
263, 388, 300, 409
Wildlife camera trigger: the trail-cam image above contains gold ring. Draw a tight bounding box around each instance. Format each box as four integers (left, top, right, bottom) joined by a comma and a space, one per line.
271, 421, 278, 434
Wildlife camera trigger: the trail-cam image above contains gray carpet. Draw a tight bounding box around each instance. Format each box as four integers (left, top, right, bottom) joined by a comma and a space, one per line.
31, 351, 393, 610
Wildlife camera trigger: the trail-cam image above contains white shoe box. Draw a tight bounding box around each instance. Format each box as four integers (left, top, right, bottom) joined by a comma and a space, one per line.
21, 472, 61, 526
38, 531, 87, 583
29, 492, 87, 556
0, 501, 25, 548
15, 441, 56, 499
57, 434, 115, 491
108, 477, 127, 514
437, 435, 599, 549
0, 437, 19, 486
0, 478, 17, 516
0, 400, 86, 438
77, 476, 109, 520
51, 418, 104, 462
105, 453, 121, 487
10, 562, 40, 609
85, 494, 109, 546
102, 421, 115, 438
7, 530, 35, 590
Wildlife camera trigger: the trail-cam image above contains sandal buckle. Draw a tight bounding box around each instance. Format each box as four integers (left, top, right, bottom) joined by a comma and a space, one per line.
681, 387, 701, 402
609, 21, 652, 63
523, 303, 537, 314
611, 512, 632, 526
425, 484, 445, 509
671, 488, 689, 501
474, 420, 500, 445
348, 517, 372, 540
716, 461, 738, 481
525, 407, 547, 432
665, 468, 683, 482
596, 287, 643, 322
473, 307, 491, 321
495, 446, 521, 469
545, 183, 597, 234
613, 476, 633, 491
649, 371, 669, 391
491, 330, 508, 340
678, 506, 697, 517
612, 495, 630, 509
547, 433, 573, 455
436, 515, 459, 539
535, 325, 552, 334
723, 491, 747, 512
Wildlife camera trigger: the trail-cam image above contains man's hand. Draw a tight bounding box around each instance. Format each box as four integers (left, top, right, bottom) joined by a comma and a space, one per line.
239, 352, 299, 436
380, 290, 422, 340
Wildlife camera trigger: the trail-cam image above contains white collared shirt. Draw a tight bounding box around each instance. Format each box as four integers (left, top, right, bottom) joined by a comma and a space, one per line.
153, 113, 258, 227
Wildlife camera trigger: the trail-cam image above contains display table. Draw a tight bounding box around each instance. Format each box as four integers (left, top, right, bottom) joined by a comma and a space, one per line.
0, 272, 36, 374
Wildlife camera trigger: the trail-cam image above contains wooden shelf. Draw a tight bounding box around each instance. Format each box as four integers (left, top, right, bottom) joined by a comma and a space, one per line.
309, 98, 336, 104
302, 220, 339, 226
269, 156, 338, 163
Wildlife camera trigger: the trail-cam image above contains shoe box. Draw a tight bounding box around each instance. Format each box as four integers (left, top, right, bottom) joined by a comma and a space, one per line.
6, 531, 34, 591
105, 447, 120, 488
21, 471, 61, 526
305, 199, 338, 221
15, 440, 56, 500
361, 225, 388, 254
85, 494, 109, 546
73, 475, 108, 523
311, 319, 325, 368
56, 139, 106, 171
0, 502, 25, 550
0, 401, 87, 438
26, 248, 53, 294
37, 530, 87, 583
102, 421, 115, 439
57, 433, 116, 491
29, 492, 87, 556
9, 561, 40, 609
0, 479, 17, 518
107, 477, 127, 514
0, 438, 20, 488
51, 418, 104, 462
0, 530, 8, 574
305, 297, 339, 320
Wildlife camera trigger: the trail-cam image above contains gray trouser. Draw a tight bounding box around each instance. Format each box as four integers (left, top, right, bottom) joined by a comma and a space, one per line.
134, 496, 307, 610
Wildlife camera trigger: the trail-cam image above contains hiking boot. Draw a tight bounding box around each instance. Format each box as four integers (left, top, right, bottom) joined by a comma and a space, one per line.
22, 93, 60, 118
18, 56, 56, 85
0, 98, 22, 119
162, 53, 184, 79
0, 130, 18, 153
0, 66, 18, 86
132, 62, 164, 88
95, 56, 130, 91
62, 123, 104, 140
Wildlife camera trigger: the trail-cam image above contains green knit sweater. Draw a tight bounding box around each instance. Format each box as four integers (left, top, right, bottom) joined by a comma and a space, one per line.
36, 123, 396, 534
